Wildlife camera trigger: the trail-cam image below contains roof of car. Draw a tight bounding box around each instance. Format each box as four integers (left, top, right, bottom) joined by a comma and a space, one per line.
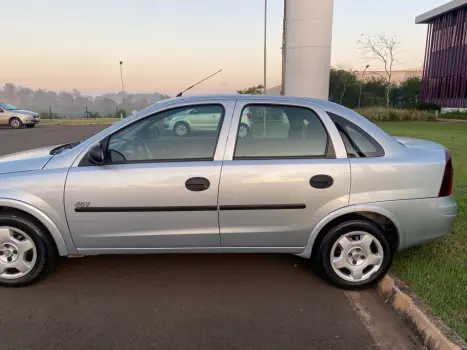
165, 94, 355, 119
167, 94, 339, 109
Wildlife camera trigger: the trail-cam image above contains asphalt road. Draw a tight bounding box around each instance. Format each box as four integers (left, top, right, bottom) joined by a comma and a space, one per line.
0, 125, 422, 350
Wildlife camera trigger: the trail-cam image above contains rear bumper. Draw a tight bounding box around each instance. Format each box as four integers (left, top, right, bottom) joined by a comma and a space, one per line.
382, 196, 457, 250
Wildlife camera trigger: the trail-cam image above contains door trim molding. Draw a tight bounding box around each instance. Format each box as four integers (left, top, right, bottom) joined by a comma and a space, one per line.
219, 204, 306, 211
75, 204, 307, 213
75, 206, 218, 213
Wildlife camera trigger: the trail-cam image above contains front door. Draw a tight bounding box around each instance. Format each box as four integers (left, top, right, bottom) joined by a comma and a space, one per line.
64, 102, 234, 252
218, 102, 351, 249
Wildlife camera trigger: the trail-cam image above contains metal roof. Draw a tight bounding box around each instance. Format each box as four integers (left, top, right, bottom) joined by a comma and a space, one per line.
416, 0, 467, 24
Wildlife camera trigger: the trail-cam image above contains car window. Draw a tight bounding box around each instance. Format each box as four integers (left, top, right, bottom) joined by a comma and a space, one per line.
107, 104, 224, 162
234, 104, 329, 159
328, 112, 385, 158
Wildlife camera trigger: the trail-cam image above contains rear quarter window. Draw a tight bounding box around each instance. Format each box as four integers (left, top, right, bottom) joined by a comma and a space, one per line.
328, 112, 385, 158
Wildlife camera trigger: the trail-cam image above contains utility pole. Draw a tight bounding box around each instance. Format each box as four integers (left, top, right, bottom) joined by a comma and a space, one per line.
263, 0, 268, 136
119, 61, 126, 115
358, 64, 370, 108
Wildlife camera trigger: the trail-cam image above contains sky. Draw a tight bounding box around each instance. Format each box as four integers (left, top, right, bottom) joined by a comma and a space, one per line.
0, 0, 448, 96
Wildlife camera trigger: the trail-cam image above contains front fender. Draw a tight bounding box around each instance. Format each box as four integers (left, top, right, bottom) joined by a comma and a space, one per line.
0, 195, 75, 256
296, 204, 404, 259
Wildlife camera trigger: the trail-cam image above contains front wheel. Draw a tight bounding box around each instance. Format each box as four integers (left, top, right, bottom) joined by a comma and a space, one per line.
0, 214, 56, 287
9, 118, 23, 129
315, 220, 392, 289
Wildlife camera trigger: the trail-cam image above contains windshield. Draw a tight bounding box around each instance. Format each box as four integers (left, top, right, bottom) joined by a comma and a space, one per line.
0, 103, 18, 110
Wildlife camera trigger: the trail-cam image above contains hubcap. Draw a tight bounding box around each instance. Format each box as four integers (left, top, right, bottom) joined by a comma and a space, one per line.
238, 125, 248, 138
330, 231, 384, 282
11, 120, 20, 128
0, 227, 37, 280
175, 124, 188, 136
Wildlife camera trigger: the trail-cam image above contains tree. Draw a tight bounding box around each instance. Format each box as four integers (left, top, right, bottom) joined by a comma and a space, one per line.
237, 85, 264, 95
359, 33, 400, 108
3, 83, 18, 105
329, 68, 359, 107
399, 77, 422, 104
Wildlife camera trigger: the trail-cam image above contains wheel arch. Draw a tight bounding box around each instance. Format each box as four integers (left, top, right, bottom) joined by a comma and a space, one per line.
297, 205, 402, 259
0, 199, 69, 256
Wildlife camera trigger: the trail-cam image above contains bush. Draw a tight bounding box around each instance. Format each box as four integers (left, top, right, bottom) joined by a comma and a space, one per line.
355, 107, 436, 122
416, 103, 441, 111
439, 111, 467, 120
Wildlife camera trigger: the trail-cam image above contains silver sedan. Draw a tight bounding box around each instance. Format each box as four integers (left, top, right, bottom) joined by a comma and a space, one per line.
0, 95, 457, 288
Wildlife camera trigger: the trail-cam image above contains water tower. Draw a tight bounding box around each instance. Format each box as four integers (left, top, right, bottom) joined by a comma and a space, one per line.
282, 0, 334, 99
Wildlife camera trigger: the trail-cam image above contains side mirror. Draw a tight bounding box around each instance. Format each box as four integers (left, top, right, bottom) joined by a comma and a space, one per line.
88, 143, 105, 165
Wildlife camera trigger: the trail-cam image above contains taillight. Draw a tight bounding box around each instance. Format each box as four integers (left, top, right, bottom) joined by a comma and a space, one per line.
439, 150, 453, 197
246, 113, 252, 120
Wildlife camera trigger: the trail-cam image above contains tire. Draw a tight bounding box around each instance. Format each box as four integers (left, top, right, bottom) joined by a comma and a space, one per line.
0, 214, 56, 287
314, 220, 393, 289
9, 117, 23, 129
26, 125, 36, 128
238, 123, 250, 139
173, 122, 190, 137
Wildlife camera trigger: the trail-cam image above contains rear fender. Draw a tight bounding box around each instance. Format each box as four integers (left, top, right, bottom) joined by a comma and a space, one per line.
296, 204, 403, 259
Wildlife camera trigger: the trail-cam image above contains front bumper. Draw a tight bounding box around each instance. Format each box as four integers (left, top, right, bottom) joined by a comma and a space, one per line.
23, 118, 40, 125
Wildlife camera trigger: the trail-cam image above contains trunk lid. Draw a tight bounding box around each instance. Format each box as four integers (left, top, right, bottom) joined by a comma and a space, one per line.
393, 136, 447, 150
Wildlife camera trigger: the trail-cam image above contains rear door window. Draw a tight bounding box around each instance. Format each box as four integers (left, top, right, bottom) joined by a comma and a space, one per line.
234, 104, 331, 159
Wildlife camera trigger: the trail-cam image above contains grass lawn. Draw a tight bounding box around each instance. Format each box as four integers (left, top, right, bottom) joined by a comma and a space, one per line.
378, 122, 467, 341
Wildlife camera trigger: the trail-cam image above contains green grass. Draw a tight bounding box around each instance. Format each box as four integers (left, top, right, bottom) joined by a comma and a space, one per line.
41, 118, 120, 125
379, 122, 467, 341
439, 113, 467, 120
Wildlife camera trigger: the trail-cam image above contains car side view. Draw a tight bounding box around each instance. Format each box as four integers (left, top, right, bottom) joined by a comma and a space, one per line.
0, 95, 457, 288
0, 103, 40, 129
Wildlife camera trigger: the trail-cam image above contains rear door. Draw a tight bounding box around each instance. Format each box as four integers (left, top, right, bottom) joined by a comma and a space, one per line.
218, 100, 351, 250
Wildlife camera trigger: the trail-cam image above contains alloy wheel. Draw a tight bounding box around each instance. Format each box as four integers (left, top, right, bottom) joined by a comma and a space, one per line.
0, 227, 37, 280
330, 231, 384, 282
238, 125, 249, 138
175, 123, 188, 136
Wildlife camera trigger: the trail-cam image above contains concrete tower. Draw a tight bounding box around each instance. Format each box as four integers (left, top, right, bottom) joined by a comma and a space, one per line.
283, 0, 334, 99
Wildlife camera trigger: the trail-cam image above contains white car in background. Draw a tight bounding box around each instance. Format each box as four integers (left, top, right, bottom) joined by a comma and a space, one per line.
0, 103, 40, 129
164, 106, 253, 138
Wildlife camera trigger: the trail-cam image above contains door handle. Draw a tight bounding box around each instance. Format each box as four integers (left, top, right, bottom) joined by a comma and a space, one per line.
185, 177, 211, 192
310, 175, 334, 189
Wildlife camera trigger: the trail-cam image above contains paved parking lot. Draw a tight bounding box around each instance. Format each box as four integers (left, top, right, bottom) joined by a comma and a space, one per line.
0, 125, 422, 349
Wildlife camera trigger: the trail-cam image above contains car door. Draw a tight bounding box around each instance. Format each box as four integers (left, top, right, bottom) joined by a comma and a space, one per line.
64, 100, 235, 253
0, 107, 7, 125
191, 106, 221, 131
218, 100, 351, 250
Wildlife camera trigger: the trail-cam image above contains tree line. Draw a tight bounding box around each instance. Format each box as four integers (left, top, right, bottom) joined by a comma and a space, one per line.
0, 84, 170, 118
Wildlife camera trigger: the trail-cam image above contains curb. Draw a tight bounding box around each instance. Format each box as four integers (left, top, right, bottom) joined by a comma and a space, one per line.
377, 275, 466, 350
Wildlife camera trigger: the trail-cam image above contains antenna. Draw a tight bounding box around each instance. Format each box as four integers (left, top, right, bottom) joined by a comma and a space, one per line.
176, 69, 223, 97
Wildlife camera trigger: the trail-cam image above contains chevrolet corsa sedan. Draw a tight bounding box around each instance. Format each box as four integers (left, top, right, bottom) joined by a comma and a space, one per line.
0, 95, 457, 288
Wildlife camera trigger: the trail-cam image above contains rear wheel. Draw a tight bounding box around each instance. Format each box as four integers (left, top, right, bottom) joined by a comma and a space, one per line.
0, 214, 56, 287
315, 220, 392, 289
238, 123, 250, 138
173, 122, 190, 137
9, 118, 22, 129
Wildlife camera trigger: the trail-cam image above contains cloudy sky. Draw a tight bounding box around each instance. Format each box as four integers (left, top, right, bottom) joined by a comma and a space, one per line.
0, 0, 447, 96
